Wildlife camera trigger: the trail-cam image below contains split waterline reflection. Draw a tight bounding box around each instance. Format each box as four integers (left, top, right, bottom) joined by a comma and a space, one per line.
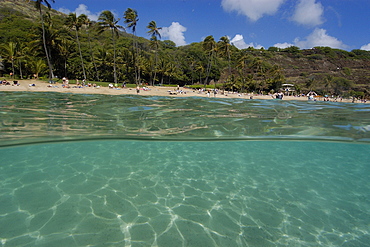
0, 92, 369, 246
1, 91, 370, 146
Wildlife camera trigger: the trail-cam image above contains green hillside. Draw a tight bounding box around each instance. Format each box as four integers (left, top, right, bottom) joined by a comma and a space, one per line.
1, 0, 369, 98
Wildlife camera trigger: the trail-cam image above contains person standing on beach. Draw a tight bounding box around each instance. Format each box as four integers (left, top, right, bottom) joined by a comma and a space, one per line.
273, 91, 284, 99
278, 92, 284, 99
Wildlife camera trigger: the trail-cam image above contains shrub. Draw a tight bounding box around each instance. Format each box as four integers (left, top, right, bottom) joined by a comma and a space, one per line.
308, 54, 323, 60
342, 67, 351, 76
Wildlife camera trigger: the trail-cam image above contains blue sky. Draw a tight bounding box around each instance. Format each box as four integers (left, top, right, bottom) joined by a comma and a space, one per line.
52, 0, 370, 51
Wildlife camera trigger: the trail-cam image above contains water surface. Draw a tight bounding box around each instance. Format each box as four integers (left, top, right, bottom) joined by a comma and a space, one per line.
0, 92, 369, 246
1, 92, 369, 145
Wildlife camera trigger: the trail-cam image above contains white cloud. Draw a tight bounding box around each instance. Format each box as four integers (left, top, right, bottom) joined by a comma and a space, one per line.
58, 4, 99, 21
274, 42, 294, 49
292, 0, 324, 26
360, 43, 370, 51
75, 4, 99, 21
221, 0, 285, 21
58, 7, 70, 15
294, 28, 347, 49
230, 34, 263, 49
160, 22, 187, 46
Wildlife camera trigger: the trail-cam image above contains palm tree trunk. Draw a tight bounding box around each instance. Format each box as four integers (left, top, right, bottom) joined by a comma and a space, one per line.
133, 31, 140, 85
153, 71, 157, 86
11, 58, 15, 78
75, 30, 86, 80
64, 59, 67, 76
87, 31, 100, 81
153, 51, 159, 86
39, 8, 54, 80
204, 52, 213, 88
111, 29, 117, 84
133, 37, 139, 85
18, 59, 23, 79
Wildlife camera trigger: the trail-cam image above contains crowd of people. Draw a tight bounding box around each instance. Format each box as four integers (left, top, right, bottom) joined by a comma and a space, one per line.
1, 77, 367, 103
59, 77, 99, 88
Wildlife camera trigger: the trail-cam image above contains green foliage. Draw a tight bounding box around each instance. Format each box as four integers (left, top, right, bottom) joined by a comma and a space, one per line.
342, 67, 351, 76
0, 8, 37, 43
162, 40, 176, 49
246, 47, 256, 51
312, 47, 353, 60
268, 47, 279, 52
349, 90, 365, 98
0, 1, 369, 97
351, 49, 370, 59
282, 46, 300, 54
308, 54, 323, 60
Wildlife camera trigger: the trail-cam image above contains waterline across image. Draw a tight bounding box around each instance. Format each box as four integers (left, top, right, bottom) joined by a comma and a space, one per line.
0, 92, 369, 246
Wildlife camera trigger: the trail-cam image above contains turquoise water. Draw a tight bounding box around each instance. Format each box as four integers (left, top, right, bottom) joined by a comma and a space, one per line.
0, 92, 369, 246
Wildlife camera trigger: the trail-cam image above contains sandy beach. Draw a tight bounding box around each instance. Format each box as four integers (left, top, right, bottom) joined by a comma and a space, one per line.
0, 79, 357, 103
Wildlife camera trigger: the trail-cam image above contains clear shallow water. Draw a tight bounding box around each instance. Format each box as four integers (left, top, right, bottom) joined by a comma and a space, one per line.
0, 92, 370, 246
0, 141, 369, 246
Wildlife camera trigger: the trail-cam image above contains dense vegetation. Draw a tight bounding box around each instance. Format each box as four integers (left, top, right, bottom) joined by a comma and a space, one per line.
1, 0, 370, 98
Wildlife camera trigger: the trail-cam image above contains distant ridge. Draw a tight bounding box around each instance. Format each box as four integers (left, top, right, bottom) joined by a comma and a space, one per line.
0, 0, 369, 94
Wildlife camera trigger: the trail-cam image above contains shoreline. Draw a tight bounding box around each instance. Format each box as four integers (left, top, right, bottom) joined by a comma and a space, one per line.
0, 79, 360, 103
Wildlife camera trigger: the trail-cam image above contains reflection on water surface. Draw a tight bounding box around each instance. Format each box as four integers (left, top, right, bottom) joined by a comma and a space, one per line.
0, 92, 369, 246
1, 91, 369, 146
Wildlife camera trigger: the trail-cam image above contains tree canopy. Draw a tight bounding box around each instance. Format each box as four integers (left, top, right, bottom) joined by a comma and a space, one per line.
0, 1, 369, 98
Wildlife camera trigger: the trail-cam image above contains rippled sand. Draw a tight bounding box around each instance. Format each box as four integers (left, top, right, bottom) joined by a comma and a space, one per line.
0, 141, 369, 246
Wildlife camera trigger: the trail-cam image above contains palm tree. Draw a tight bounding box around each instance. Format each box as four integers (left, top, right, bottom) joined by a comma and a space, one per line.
66, 13, 87, 80
27, 57, 47, 79
324, 75, 334, 95
1, 42, 18, 78
98, 10, 124, 84
57, 37, 73, 76
250, 57, 265, 75
157, 57, 168, 85
187, 57, 197, 85
249, 57, 270, 93
15, 42, 28, 79
0, 56, 3, 72
95, 47, 110, 80
195, 62, 205, 84
147, 20, 162, 86
147, 20, 161, 39
218, 36, 232, 92
81, 15, 100, 81
218, 36, 231, 71
202, 35, 217, 88
306, 77, 317, 92
166, 63, 178, 85
124, 8, 139, 85
29, 0, 55, 81
267, 65, 285, 92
